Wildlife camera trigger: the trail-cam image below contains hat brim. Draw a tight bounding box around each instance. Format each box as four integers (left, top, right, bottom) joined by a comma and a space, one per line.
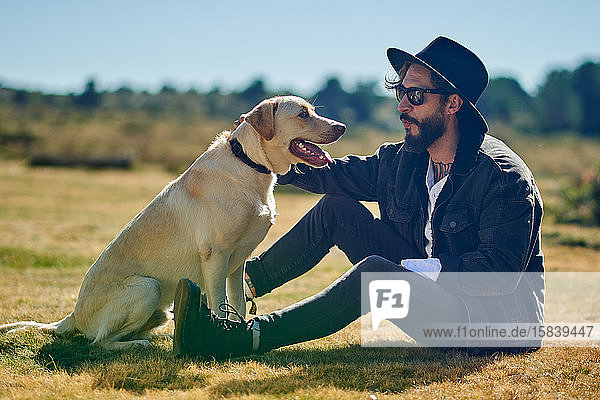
387, 47, 488, 134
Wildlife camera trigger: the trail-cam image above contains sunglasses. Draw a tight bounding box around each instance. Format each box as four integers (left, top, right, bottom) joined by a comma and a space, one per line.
393, 84, 454, 106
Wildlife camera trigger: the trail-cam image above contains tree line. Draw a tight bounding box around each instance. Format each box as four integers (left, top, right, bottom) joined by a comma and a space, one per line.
2, 60, 600, 136
477, 61, 600, 136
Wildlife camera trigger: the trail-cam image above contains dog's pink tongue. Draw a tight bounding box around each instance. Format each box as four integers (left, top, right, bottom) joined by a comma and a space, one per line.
324, 150, 333, 164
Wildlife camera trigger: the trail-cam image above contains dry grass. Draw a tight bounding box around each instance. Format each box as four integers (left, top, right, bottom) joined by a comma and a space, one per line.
1, 159, 600, 399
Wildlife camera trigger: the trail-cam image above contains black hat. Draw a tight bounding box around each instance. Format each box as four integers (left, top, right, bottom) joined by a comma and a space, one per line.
387, 36, 488, 134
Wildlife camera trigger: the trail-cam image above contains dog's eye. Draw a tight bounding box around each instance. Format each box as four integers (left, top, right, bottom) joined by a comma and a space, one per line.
298, 110, 309, 119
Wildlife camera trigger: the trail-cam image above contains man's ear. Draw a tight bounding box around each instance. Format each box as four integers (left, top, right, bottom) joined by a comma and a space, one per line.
245, 100, 278, 140
446, 94, 464, 115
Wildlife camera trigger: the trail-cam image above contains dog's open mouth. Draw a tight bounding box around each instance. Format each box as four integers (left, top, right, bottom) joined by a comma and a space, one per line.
289, 138, 333, 167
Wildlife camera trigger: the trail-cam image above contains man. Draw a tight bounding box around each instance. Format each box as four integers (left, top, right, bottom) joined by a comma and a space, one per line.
172, 37, 545, 359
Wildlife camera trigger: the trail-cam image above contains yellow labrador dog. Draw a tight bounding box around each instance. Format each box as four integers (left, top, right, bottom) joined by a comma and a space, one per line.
0, 96, 345, 350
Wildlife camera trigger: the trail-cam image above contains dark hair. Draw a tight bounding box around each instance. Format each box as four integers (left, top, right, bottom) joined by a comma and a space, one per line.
384, 73, 401, 91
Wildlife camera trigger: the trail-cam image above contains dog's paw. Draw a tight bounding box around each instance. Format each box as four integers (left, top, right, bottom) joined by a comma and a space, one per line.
100, 339, 153, 351
130, 339, 153, 348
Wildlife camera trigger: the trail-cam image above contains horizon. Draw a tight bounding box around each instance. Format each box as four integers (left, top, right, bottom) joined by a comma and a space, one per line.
2, 59, 598, 98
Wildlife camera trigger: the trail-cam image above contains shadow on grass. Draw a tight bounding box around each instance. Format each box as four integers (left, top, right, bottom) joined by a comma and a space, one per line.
34, 334, 118, 371
208, 345, 499, 397
32, 334, 208, 393
4, 332, 501, 396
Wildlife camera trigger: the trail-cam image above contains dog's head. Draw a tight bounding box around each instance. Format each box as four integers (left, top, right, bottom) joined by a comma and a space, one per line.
243, 96, 345, 173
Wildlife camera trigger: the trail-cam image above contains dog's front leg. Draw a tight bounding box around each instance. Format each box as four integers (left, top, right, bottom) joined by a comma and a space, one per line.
226, 264, 246, 321
201, 251, 231, 318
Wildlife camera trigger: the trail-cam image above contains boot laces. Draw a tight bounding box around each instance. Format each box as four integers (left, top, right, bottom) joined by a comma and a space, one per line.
212, 303, 247, 332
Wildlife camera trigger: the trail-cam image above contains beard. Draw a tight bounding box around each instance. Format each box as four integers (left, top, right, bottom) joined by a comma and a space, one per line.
401, 111, 447, 153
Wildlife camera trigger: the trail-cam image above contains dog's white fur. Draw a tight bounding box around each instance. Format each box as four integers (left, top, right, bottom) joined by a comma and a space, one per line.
0, 96, 345, 350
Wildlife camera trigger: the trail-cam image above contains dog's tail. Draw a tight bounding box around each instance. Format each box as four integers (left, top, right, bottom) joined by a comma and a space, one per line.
0, 314, 75, 335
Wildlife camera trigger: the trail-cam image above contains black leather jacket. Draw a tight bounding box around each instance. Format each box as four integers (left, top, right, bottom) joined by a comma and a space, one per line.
279, 130, 544, 323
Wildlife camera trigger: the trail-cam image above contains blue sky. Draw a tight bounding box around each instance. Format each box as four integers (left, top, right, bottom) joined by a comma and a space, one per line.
1, 0, 598, 96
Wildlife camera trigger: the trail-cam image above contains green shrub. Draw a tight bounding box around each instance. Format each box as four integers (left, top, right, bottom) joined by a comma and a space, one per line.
554, 164, 600, 226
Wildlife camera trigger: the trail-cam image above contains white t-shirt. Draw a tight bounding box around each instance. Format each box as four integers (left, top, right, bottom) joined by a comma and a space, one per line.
425, 157, 449, 258
400, 158, 447, 281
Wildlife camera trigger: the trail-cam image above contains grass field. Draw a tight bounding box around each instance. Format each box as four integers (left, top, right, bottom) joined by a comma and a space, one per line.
1, 159, 600, 399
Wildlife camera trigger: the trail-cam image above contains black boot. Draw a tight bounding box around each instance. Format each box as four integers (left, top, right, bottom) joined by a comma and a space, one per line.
173, 278, 258, 360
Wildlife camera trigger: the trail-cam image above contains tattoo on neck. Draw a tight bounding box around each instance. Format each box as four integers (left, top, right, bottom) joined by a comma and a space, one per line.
432, 161, 452, 183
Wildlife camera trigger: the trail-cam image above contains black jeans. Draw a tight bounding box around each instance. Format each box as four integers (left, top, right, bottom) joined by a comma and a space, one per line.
247, 195, 471, 352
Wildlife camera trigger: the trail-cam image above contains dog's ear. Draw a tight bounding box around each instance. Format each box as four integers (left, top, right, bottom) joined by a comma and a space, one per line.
245, 100, 278, 140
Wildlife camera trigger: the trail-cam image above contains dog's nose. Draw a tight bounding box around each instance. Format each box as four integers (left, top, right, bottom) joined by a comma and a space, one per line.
334, 124, 346, 134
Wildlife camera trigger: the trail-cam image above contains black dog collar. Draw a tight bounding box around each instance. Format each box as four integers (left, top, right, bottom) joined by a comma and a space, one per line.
229, 138, 271, 175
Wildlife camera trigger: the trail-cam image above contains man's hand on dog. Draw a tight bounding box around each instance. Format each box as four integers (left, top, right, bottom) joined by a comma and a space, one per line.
233, 115, 246, 130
